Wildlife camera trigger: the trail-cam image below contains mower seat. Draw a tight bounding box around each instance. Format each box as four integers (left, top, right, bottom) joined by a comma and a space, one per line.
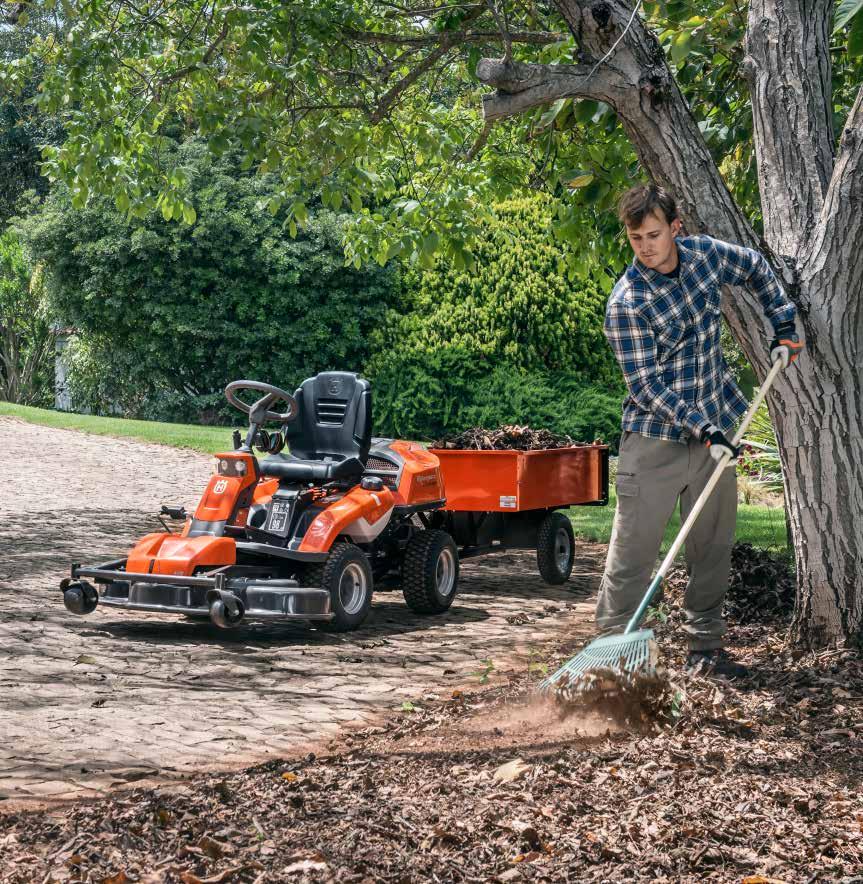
260, 372, 371, 484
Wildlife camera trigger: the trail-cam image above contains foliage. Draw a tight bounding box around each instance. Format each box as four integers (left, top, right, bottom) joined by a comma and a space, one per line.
740, 399, 784, 496
0, 229, 55, 406
19, 139, 400, 421
0, 4, 65, 224
366, 193, 623, 445
372, 352, 625, 451
5, 1, 861, 278
374, 194, 618, 377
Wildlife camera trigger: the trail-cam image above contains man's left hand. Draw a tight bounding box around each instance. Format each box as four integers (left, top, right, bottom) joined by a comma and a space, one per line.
770, 322, 804, 368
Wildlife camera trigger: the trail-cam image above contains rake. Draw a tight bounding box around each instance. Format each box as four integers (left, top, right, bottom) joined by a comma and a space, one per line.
540, 357, 784, 693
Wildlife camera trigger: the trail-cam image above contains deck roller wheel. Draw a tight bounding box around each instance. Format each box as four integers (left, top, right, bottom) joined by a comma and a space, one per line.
402, 529, 459, 615
307, 542, 373, 632
536, 511, 575, 584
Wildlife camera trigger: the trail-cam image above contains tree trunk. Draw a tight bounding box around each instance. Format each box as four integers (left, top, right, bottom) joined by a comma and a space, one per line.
478, 0, 863, 646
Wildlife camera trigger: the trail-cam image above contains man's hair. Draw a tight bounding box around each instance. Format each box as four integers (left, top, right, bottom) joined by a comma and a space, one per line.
617, 184, 678, 227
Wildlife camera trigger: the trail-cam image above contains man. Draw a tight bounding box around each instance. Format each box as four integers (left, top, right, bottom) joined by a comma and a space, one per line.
597, 184, 803, 678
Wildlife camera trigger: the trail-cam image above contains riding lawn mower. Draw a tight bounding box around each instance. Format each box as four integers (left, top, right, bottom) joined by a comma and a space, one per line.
61, 373, 458, 632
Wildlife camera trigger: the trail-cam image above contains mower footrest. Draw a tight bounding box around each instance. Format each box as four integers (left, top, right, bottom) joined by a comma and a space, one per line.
99, 580, 333, 621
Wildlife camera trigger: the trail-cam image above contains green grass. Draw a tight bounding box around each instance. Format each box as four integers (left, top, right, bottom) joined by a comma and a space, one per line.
0, 401, 237, 455
568, 485, 788, 554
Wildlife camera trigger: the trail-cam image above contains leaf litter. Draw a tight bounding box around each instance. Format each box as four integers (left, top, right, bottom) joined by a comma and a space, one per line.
1, 549, 862, 882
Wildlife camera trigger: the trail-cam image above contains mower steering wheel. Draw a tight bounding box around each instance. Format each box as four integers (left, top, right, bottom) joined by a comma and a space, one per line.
224, 380, 299, 425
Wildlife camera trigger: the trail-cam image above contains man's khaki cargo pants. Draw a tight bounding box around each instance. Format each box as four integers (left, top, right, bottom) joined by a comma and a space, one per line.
595, 430, 737, 651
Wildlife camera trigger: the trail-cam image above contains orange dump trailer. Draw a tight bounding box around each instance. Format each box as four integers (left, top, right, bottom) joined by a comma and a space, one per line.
425, 444, 609, 585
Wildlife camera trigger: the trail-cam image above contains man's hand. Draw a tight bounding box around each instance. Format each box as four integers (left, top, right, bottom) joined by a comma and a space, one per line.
770, 321, 804, 369
701, 425, 740, 463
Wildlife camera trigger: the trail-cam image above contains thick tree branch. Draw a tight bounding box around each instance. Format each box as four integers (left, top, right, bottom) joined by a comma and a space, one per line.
348, 28, 564, 46
476, 58, 619, 119
744, 0, 835, 258
479, 1, 790, 375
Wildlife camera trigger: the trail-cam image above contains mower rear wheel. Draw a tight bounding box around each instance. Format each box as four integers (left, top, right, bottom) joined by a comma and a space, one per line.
306, 542, 373, 632
536, 511, 575, 584
402, 529, 459, 615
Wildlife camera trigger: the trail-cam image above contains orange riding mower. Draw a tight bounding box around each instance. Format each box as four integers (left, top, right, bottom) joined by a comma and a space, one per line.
61, 373, 609, 632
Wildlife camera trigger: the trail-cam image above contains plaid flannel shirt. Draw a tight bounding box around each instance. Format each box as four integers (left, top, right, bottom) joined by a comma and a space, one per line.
605, 234, 796, 443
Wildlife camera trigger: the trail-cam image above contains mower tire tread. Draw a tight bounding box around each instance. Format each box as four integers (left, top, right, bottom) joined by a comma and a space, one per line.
402, 529, 459, 615
306, 542, 373, 632
536, 510, 575, 584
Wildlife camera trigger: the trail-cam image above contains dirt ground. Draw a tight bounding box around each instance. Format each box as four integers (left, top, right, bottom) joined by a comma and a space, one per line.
0, 417, 603, 806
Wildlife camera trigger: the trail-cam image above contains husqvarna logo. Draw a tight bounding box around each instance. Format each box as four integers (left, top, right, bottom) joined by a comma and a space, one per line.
327, 378, 342, 396
213, 479, 228, 494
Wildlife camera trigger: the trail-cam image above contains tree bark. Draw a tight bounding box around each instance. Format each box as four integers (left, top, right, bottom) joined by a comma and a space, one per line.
477, 0, 863, 646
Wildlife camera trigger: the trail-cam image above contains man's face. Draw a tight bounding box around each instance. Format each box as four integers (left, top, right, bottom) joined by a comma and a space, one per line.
625, 209, 682, 272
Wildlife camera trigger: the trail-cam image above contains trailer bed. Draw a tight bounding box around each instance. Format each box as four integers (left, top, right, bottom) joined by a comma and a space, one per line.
429, 444, 609, 513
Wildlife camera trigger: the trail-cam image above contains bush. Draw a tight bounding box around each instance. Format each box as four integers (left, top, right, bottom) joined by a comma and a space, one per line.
372, 350, 625, 451
21, 139, 400, 421
370, 193, 618, 382
366, 193, 623, 445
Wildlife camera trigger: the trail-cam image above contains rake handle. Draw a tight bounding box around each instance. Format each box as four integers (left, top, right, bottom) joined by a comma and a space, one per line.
623, 358, 784, 635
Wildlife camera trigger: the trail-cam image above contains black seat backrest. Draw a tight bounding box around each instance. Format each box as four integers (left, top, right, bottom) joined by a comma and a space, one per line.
285, 372, 372, 462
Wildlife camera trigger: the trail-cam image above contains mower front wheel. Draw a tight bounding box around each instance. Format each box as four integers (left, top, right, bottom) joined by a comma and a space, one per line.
306, 542, 373, 632
402, 529, 459, 615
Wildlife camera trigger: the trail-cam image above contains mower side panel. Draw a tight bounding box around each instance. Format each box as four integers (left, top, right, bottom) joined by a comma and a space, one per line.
387, 440, 445, 505
128, 533, 236, 576
298, 486, 395, 553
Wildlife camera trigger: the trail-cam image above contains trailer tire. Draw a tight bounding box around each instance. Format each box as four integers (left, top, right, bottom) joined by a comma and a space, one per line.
306, 543, 373, 632
536, 511, 575, 584
402, 529, 459, 615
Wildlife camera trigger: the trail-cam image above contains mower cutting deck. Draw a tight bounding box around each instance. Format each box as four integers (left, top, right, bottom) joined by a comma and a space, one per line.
61, 372, 609, 632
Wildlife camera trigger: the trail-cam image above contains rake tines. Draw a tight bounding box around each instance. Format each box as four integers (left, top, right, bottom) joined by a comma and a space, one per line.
539, 629, 657, 693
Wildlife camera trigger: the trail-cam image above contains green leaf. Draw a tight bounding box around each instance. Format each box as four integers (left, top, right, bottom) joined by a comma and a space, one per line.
671, 31, 692, 64
161, 199, 174, 221
834, 0, 863, 33
574, 99, 598, 123
848, 10, 863, 54
182, 204, 196, 225
538, 98, 568, 128
566, 173, 594, 188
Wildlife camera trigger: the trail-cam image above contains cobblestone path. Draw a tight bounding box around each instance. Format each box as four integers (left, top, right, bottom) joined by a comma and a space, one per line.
0, 417, 603, 807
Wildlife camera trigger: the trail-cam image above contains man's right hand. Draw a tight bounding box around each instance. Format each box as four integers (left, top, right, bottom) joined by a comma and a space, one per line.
701, 425, 740, 462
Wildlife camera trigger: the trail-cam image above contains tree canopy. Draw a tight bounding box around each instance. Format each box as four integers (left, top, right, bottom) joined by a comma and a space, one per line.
10, 0, 860, 275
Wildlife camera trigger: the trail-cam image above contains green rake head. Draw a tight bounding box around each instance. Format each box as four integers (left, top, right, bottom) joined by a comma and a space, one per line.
539, 629, 658, 693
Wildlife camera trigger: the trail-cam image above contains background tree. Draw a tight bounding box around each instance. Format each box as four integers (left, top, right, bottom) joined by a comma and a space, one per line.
5, 0, 863, 646
0, 229, 54, 405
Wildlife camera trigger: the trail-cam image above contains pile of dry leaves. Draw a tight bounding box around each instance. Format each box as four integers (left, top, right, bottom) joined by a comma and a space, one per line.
430, 425, 593, 451
2, 547, 861, 883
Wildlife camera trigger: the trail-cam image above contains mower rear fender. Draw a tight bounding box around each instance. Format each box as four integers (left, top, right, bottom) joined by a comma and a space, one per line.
299, 485, 395, 553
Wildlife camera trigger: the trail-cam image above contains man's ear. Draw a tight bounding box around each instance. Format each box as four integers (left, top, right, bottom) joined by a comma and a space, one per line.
671, 217, 682, 237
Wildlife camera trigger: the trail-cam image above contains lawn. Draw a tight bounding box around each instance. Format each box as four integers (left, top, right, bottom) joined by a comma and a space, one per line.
2, 402, 788, 552
0, 401, 237, 455
568, 484, 788, 553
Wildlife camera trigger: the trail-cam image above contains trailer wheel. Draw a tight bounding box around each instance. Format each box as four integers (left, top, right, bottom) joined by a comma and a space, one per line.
536, 511, 575, 584
402, 529, 459, 615
306, 542, 373, 632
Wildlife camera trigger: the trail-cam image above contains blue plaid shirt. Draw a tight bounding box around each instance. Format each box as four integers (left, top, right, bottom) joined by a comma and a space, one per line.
605, 234, 796, 443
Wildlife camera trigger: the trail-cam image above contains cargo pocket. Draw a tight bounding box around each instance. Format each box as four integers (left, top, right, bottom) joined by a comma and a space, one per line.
616, 480, 639, 498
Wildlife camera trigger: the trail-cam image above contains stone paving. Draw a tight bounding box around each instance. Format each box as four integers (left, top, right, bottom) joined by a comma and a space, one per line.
0, 417, 604, 808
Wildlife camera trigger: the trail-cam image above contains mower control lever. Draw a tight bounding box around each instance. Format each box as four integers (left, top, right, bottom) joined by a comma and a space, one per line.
160, 505, 189, 521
